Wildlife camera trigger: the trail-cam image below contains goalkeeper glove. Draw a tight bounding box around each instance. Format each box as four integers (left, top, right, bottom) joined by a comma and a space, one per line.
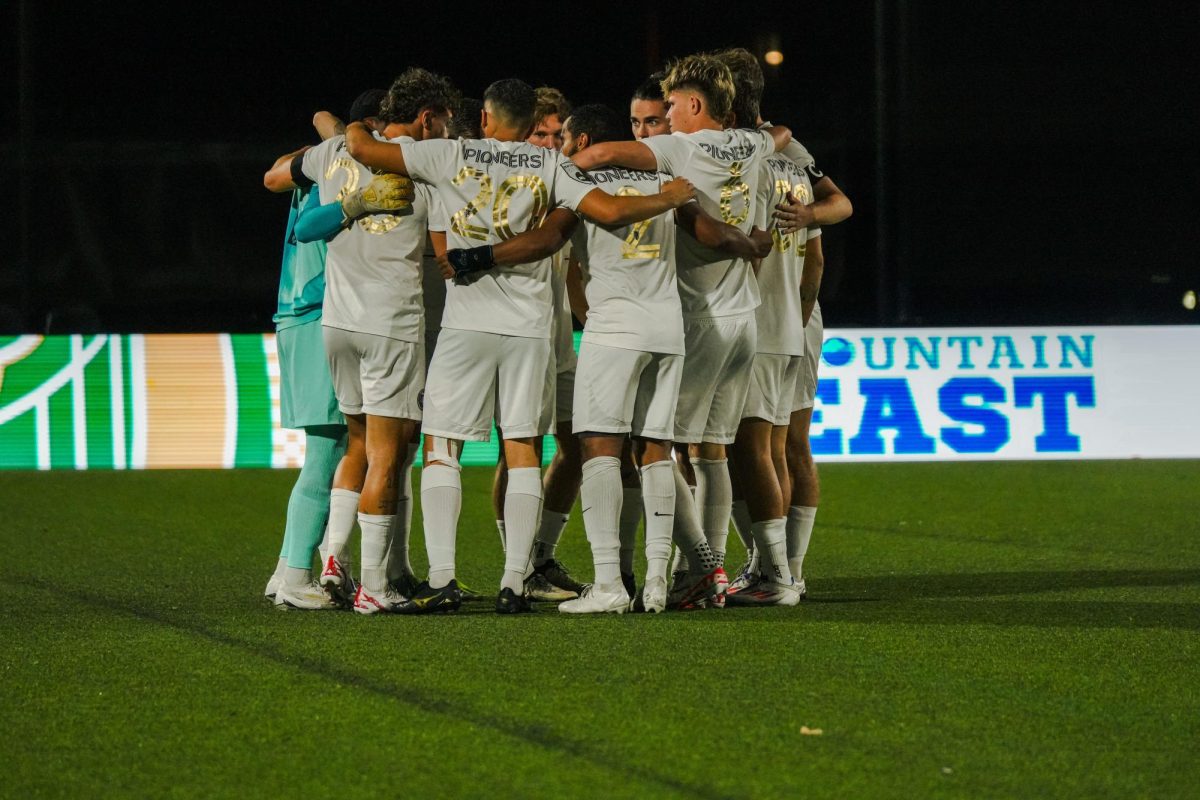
340, 174, 416, 222
446, 245, 496, 285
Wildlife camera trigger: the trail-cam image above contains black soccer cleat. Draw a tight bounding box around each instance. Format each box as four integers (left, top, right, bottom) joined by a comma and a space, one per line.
495, 587, 535, 614
395, 579, 462, 614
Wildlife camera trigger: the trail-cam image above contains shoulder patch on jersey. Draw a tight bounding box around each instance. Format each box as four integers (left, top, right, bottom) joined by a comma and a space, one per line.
560, 161, 594, 184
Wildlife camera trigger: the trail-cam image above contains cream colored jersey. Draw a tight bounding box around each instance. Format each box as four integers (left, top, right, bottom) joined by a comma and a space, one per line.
642, 128, 774, 320
549, 245, 576, 372
301, 134, 431, 342
400, 138, 597, 339
571, 166, 684, 355
752, 153, 820, 356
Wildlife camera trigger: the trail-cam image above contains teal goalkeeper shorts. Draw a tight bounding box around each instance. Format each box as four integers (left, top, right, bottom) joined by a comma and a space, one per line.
277, 317, 343, 429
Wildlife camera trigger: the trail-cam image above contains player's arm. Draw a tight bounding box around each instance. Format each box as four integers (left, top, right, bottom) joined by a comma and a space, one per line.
293, 174, 417, 243
764, 124, 792, 152
566, 255, 588, 325
313, 110, 345, 141
800, 233, 825, 326
576, 179, 694, 227
675, 202, 770, 259
263, 147, 310, 192
775, 176, 853, 233
570, 140, 659, 172
441, 209, 579, 283
343, 121, 410, 175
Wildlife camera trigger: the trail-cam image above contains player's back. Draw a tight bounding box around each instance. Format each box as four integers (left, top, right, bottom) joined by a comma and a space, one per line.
402, 137, 597, 339
753, 154, 816, 357
573, 166, 683, 355
642, 128, 774, 319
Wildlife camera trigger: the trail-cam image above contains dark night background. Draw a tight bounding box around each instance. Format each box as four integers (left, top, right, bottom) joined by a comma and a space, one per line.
2, 0, 1197, 334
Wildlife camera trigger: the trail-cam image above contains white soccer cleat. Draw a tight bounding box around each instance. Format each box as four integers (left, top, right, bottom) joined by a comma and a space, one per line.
264, 574, 282, 600
797, 577, 807, 601
353, 584, 408, 615
558, 583, 630, 615
319, 555, 357, 607
666, 567, 728, 610
726, 574, 802, 607
642, 576, 668, 614
727, 561, 755, 594
276, 581, 340, 611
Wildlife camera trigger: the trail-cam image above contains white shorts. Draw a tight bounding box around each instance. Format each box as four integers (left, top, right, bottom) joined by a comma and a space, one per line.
422, 328, 550, 442
538, 366, 575, 434
323, 326, 423, 420
743, 353, 804, 426
573, 341, 683, 440
794, 302, 825, 412
675, 312, 757, 445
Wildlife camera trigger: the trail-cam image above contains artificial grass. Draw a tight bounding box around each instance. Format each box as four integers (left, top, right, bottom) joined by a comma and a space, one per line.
2, 461, 1197, 798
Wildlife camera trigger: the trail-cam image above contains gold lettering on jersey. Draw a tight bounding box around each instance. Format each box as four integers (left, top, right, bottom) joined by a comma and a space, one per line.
771, 179, 811, 255
357, 214, 402, 235
326, 158, 360, 200
493, 175, 549, 240
719, 161, 750, 226
450, 167, 492, 241
615, 186, 661, 260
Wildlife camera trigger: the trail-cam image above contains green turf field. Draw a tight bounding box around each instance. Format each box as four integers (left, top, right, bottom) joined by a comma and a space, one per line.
3, 461, 1198, 798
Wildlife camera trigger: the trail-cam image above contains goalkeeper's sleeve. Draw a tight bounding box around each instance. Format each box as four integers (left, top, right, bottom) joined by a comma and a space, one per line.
293, 200, 346, 244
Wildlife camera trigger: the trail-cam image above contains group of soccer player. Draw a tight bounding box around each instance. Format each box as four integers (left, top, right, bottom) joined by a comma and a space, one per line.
261, 47, 851, 615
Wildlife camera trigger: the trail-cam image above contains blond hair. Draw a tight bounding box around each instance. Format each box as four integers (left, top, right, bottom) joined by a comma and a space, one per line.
660, 54, 736, 125
533, 86, 571, 125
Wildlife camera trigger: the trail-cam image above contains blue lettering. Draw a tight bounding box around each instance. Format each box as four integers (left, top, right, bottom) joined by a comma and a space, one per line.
938, 378, 1010, 453
810, 379, 843, 455
863, 337, 896, 370
849, 379, 936, 455
947, 336, 984, 369
1013, 376, 1095, 452
905, 336, 940, 369
1058, 335, 1094, 368
1032, 335, 1049, 368
988, 336, 1024, 369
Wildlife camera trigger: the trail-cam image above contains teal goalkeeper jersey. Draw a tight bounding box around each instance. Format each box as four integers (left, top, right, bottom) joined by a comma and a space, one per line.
273, 187, 329, 330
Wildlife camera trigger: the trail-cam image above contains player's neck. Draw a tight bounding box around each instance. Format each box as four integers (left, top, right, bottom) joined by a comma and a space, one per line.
680, 116, 722, 134
382, 121, 423, 141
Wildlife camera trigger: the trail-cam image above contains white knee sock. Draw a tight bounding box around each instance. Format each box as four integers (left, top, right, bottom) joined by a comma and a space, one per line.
358, 512, 394, 592
752, 517, 792, 583
639, 461, 675, 584
386, 443, 418, 582
671, 464, 718, 575
580, 456, 623, 586
421, 463, 461, 589
533, 510, 569, 566
693, 457, 733, 565
495, 520, 506, 554
326, 489, 360, 563
502, 467, 543, 593
619, 486, 643, 576
787, 505, 817, 581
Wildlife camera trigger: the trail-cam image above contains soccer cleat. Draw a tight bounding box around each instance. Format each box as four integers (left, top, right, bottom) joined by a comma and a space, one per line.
264, 574, 282, 601
620, 572, 637, 601
533, 559, 586, 596
642, 576, 668, 614
319, 555, 357, 608
797, 577, 808, 600
727, 560, 756, 594
276, 580, 340, 611
395, 580, 462, 614
353, 584, 408, 615
666, 567, 728, 610
558, 583, 630, 615
457, 580, 484, 602
496, 587, 536, 614
389, 572, 422, 600
726, 574, 802, 607
524, 572, 576, 602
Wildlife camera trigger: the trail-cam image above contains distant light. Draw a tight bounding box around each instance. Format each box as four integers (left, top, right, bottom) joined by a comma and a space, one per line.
1184, 290, 1197, 311
764, 50, 784, 66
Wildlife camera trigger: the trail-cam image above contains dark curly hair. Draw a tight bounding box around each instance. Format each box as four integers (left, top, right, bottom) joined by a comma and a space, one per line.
631, 71, 666, 104
564, 104, 626, 145
448, 97, 483, 139
482, 78, 537, 134
379, 67, 460, 124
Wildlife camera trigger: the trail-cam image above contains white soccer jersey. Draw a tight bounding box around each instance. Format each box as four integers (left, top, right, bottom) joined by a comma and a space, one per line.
400, 138, 597, 338
642, 128, 774, 320
301, 134, 431, 342
572, 166, 684, 355
549, 246, 577, 372
751, 153, 820, 356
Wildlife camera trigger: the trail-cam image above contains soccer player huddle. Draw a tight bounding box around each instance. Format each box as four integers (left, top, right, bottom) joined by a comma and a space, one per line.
262, 48, 852, 616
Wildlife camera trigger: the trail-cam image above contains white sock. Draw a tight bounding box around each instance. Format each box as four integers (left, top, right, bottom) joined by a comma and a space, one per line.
639, 460, 675, 584
387, 443, 418, 582
502, 467, 543, 593
421, 463, 461, 589
751, 517, 792, 583
619, 486, 643, 576
496, 520, 506, 554
358, 512, 394, 592
787, 505, 817, 581
271, 556, 287, 582
533, 510, 569, 566
580, 456, 623, 586
730, 499, 754, 554
671, 464, 718, 575
693, 457, 732, 565
283, 565, 310, 589
326, 489, 360, 562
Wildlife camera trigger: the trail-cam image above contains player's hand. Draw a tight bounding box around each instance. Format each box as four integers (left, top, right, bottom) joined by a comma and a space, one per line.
660, 177, 696, 207
774, 190, 816, 234
344, 120, 371, 149
436, 254, 455, 280
446, 245, 496, 285
340, 174, 416, 221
